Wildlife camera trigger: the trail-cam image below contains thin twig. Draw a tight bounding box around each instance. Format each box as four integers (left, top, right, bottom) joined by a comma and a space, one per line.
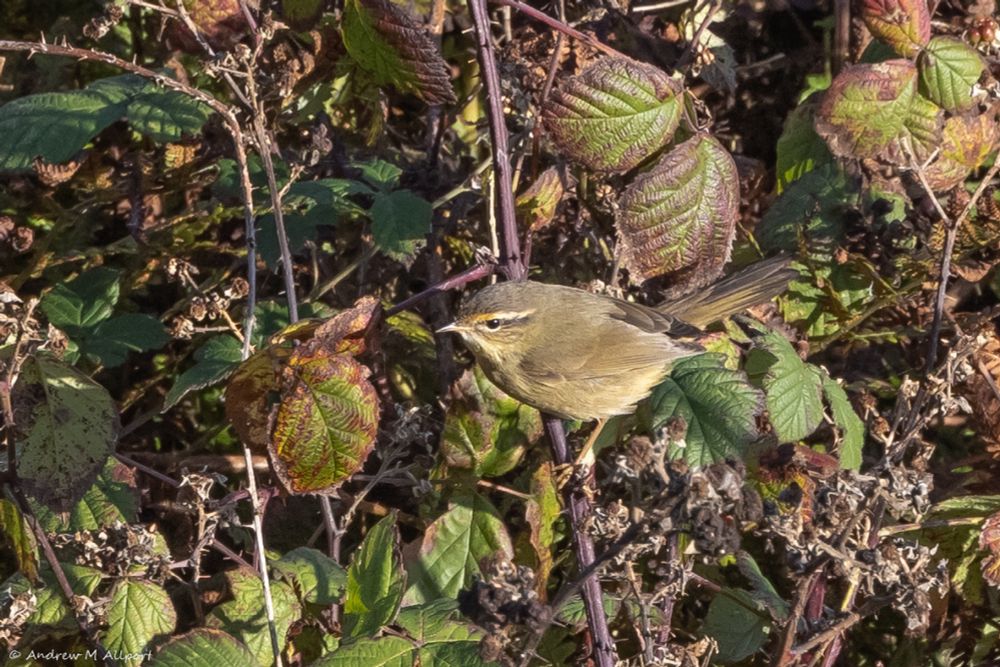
676, 0, 722, 70
489, 0, 629, 60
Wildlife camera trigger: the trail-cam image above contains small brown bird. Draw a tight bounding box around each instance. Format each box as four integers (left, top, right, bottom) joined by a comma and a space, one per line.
438, 257, 795, 422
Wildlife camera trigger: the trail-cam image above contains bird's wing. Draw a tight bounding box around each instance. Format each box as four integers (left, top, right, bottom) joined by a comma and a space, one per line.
606, 298, 703, 338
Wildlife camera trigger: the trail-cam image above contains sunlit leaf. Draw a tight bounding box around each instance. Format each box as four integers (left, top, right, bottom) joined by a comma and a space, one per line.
516, 167, 564, 232
341, 0, 455, 104
0, 499, 38, 582
543, 57, 683, 173
104, 580, 177, 667
151, 629, 256, 667
918, 36, 984, 112
860, 0, 930, 58
270, 348, 380, 494
0, 74, 211, 172
440, 367, 542, 478
775, 99, 833, 192
343, 515, 406, 639
922, 108, 1000, 191
271, 547, 348, 606
821, 373, 864, 470
313, 635, 415, 667
702, 588, 769, 662
403, 493, 514, 604
33, 458, 139, 532
639, 353, 763, 466
616, 134, 739, 287
746, 328, 824, 443
815, 60, 942, 162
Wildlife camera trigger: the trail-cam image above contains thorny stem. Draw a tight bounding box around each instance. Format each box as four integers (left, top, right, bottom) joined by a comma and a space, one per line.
386, 261, 497, 317
467, 0, 615, 660
468, 0, 527, 281
543, 419, 618, 666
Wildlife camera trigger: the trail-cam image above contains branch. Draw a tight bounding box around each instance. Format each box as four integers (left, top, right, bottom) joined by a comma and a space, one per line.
488, 0, 629, 60
468, 0, 527, 281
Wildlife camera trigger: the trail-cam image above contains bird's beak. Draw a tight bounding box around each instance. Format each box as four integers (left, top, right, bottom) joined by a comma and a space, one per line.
436, 322, 460, 334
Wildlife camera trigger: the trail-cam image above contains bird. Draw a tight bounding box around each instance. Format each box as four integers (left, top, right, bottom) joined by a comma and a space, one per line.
437, 256, 796, 423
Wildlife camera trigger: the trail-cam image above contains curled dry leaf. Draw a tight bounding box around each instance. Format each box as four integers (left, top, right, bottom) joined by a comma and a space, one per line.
922, 106, 1000, 191
542, 57, 683, 173
616, 134, 739, 287
515, 167, 564, 233
341, 0, 455, 105
860, 0, 930, 58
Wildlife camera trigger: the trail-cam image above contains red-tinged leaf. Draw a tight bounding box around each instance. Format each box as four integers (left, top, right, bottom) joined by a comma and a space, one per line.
918, 36, 985, 112
922, 106, 1000, 191
860, 0, 930, 57
516, 167, 565, 232
271, 349, 380, 494
225, 349, 282, 454
980, 511, 1000, 587
304, 295, 379, 357
615, 134, 739, 287
815, 60, 942, 163
542, 57, 683, 173
341, 0, 455, 104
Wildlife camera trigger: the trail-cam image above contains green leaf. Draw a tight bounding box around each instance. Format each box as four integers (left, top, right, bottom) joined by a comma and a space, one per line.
746, 328, 824, 443
207, 568, 301, 666
775, 100, 832, 192
639, 354, 763, 467
314, 635, 415, 667
403, 493, 514, 604
272, 546, 348, 606
343, 515, 406, 639
83, 313, 169, 367
417, 643, 493, 666
164, 335, 244, 410
33, 458, 139, 532
14, 355, 119, 511
439, 367, 542, 478
103, 580, 177, 667
270, 347, 380, 494
616, 134, 739, 287
370, 189, 432, 263
257, 178, 365, 267
40, 267, 120, 332
0, 499, 38, 582
815, 60, 942, 162
918, 37, 985, 112
356, 158, 402, 190
542, 57, 683, 173
757, 164, 860, 252
341, 0, 455, 104
151, 629, 257, 667
395, 599, 482, 644
820, 373, 864, 469
702, 588, 769, 663
0, 74, 211, 172
860, 0, 930, 58
736, 552, 789, 620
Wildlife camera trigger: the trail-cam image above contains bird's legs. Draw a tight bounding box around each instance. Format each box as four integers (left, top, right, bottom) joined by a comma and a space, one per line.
555, 418, 606, 491
574, 417, 606, 468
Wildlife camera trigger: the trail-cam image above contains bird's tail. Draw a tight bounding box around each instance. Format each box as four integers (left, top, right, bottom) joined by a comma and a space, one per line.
660, 256, 797, 329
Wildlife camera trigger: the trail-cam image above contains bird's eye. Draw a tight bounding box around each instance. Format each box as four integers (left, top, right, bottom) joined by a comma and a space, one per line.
485, 318, 502, 330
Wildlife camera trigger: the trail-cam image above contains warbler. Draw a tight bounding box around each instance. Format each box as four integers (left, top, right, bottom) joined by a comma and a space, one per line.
438, 257, 795, 422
